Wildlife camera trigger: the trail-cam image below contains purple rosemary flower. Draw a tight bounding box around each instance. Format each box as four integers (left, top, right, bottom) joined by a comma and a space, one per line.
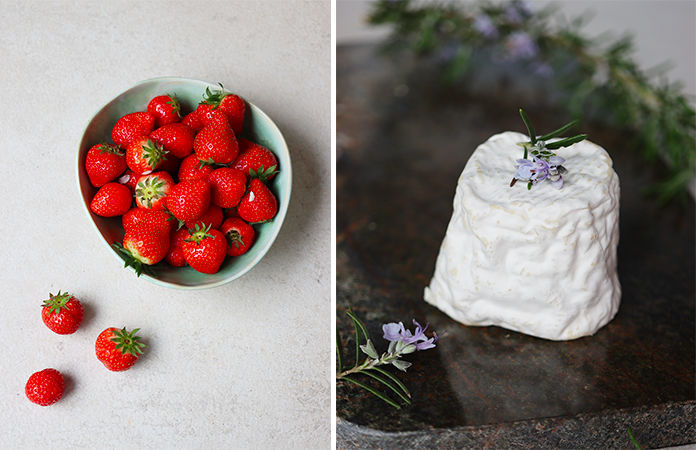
505, 31, 538, 61
382, 320, 440, 351
514, 154, 565, 189
473, 14, 498, 39
504, 0, 534, 24
532, 61, 554, 78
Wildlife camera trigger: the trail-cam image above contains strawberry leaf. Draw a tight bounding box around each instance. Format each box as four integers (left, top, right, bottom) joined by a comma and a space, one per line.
111, 243, 157, 278
110, 327, 146, 356
249, 165, 279, 183
42, 291, 73, 314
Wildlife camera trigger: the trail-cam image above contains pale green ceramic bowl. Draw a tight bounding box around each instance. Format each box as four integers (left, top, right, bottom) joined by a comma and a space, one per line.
77, 77, 292, 289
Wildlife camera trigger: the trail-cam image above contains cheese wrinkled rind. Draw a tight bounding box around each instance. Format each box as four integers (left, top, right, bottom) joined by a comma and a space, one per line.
424, 132, 621, 341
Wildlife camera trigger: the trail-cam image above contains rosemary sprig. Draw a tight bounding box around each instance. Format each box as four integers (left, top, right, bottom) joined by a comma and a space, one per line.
336, 307, 442, 408
337, 307, 412, 408
367, 0, 695, 203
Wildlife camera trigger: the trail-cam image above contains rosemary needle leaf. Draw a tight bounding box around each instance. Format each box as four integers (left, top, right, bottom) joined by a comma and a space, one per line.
545, 134, 588, 150
519, 109, 537, 145
537, 119, 580, 141
339, 376, 402, 409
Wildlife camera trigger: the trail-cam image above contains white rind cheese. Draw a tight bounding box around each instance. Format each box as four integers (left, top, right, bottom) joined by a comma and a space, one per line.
424, 131, 621, 341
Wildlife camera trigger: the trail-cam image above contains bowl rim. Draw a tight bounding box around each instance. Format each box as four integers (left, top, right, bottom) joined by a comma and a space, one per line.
76, 76, 292, 290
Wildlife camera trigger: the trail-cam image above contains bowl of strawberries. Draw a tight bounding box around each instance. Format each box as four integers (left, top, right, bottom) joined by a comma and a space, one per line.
77, 77, 291, 289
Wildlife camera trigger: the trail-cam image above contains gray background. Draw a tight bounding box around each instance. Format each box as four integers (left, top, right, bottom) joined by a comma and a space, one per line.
337, 0, 696, 101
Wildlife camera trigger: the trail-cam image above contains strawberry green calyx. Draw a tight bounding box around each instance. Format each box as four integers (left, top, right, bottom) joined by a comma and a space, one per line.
249, 165, 279, 183
226, 229, 246, 250
196, 156, 225, 170
97, 142, 125, 156
110, 327, 146, 357
200, 83, 230, 109
42, 291, 74, 314
185, 224, 214, 244
136, 177, 168, 209
142, 139, 168, 167
165, 93, 182, 119
111, 243, 157, 278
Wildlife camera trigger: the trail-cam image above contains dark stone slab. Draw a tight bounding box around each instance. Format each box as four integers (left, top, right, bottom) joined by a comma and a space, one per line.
336, 44, 695, 449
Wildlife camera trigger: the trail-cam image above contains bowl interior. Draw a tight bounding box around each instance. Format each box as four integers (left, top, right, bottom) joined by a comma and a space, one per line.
77, 77, 292, 289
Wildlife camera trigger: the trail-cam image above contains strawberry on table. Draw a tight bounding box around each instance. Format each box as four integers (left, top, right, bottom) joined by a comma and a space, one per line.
90, 182, 133, 217
95, 327, 146, 372
85, 142, 127, 187
208, 167, 247, 208
112, 221, 170, 277
41, 291, 84, 335
193, 113, 239, 165
220, 217, 255, 257
134, 171, 174, 210
112, 111, 155, 148
147, 94, 181, 127
198, 83, 246, 136
25, 368, 64, 406
166, 179, 211, 223
149, 122, 195, 159
126, 136, 168, 175
232, 138, 279, 181
182, 224, 227, 274
237, 178, 278, 223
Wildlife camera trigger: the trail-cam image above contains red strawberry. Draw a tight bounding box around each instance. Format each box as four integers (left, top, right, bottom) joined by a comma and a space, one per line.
122, 208, 173, 235
156, 154, 182, 179
184, 203, 223, 231
95, 327, 146, 372
165, 227, 190, 267
224, 207, 241, 219
182, 224, 227, 274
85, 142, 127, 187
112, 111, 155, 148
117, 169, 139, 194
25, 368, 64, 406
182, 110, 204, 132
220, 217, 255, 256
134, 171, 174, 210
126, 137, 168, 175
194, 103, 224, 128
166, 179, 211, 222
178, 154, 216, 182
149, 122, 195, 159
193, 114, 239, 164
208, 167, 247, 208
237, 179, 278, 223
147, 94, 181, 127
232, 138, 279, 181
90, 182, 133, 217
41, 291, 84, 335
199, 84, 245, 135
112, 221, 170, 277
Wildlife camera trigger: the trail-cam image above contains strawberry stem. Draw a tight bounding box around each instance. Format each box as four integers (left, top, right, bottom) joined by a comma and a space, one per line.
42, 291, 73, 314
185, 224, 214, 244
111, 327, 146, 356
111, 243, 157, 278
249, 165, 279, 183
